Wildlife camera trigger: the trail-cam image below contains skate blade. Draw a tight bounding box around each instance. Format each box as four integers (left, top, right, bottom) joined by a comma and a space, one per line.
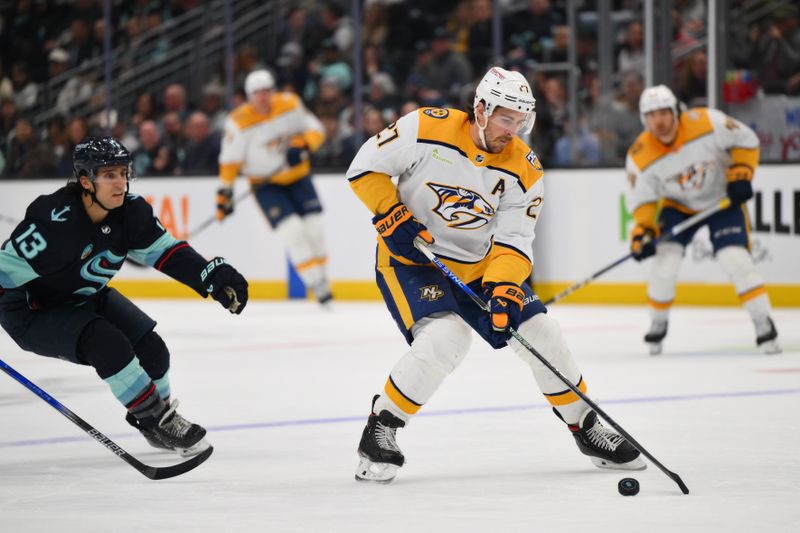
761, 341, 781, 355
355, 456, 399, 484
176, 438, 211, 458
590, 455, 647, 471
648, 342, 663, 356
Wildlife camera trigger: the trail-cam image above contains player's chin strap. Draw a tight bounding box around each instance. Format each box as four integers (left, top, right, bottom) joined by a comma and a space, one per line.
82, 170, 130, 212
475, 106, 490, 151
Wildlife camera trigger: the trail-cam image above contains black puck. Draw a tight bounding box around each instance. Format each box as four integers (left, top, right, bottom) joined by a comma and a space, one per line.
618, 477, 640, 496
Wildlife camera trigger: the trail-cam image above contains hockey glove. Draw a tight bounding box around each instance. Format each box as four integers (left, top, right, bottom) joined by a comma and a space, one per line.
483, 282, 525, 333
286, 146, 309, 167
216, 186, 234, 221
630, 225, 657, 261
372, 202, 434, 264
200, 257, 249, 314
726, 167, 753, 205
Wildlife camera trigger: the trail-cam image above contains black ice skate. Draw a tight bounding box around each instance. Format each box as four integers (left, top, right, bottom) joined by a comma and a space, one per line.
355, 396, 406, 483
568, 410, 646, 471
756, 317, 781, 355
127, 399, 210, 457
644, 319, 668, 355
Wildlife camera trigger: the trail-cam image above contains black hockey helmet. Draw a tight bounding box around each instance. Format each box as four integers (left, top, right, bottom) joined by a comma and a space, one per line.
72, 136, 133, 182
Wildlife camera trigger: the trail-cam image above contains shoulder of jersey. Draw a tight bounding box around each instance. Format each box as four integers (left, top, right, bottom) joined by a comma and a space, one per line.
680, 107, 713, 139
416, 107, 466, 138
508, 138, 544, 190
25, 188, 79, 230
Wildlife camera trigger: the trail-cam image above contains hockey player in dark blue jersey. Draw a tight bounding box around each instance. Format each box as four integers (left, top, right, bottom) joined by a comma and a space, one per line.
0, 137, 249, 457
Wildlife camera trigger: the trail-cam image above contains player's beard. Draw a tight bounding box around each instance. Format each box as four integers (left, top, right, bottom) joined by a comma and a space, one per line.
486, 134, 513, 153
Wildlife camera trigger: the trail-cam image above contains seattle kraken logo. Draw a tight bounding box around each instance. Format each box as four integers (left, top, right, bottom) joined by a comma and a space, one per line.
73, 250, 125, 296
427, 182, 495, 229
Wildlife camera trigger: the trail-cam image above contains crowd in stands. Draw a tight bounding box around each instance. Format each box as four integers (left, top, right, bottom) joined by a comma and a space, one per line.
1, 0, 799, 178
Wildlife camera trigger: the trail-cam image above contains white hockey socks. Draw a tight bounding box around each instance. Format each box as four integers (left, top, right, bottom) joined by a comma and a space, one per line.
646, 242, 684, 321
374, 312, 472, 423
716, 246, 772, 324
509, 314, 587, 424
274, 214, 330, 299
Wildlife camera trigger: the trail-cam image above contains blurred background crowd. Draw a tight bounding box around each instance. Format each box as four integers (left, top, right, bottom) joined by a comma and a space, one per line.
1, 0, 799, 178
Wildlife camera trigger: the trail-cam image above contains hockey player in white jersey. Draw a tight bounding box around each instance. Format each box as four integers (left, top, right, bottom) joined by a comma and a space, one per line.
347, 66, 645, 483
216, 69, 332, 305
626, 85, 779, 355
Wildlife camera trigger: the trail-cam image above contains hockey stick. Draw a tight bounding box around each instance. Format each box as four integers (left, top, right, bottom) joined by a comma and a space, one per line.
0, 358, 213, 480
413, 238, 690, 495
542, 198, 732, 306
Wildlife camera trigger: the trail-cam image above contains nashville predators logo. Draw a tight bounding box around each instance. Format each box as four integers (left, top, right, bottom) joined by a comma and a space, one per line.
420, 285, 445, 301
667, 162, 714, 191
427, 182, 496, 229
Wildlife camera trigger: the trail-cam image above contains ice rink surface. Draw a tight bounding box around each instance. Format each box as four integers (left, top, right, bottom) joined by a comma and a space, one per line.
0, 300, 798, 533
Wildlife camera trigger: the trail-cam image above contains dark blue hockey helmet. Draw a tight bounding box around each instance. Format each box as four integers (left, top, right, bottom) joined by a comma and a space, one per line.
72, 136, 133, 182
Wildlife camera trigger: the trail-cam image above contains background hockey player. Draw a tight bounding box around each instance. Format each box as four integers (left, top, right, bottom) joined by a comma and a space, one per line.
626, 85, 780, 355
216, 69, 332, 305
0, 137, 249, 457
346, 66, 645, 483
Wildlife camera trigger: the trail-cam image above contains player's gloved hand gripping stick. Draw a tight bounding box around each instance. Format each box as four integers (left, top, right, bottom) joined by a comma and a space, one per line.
413, 237, 690, 495
542, 198, 731, 306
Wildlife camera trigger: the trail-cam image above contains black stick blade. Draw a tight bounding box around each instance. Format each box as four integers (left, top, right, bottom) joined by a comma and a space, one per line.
143, 446, 214, 480
670, 471, 690, 495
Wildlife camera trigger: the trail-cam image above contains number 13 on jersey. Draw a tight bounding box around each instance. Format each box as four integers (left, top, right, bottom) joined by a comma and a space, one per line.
15, 223, 48, 259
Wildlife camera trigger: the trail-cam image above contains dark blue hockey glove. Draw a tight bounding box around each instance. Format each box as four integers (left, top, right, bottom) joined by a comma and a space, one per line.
483, 282, 524, 334
286, 146, 309, 167
726, 179, 753, 205
372, 203, 433, 264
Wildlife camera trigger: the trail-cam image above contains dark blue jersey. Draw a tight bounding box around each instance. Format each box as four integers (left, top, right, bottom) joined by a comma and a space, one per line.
0, 186, 209, 307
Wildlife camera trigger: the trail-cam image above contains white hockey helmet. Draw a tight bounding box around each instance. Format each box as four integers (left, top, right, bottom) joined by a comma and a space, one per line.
245, 69, 275, 97
639, 84, 678, 126
473, 66, 536, 135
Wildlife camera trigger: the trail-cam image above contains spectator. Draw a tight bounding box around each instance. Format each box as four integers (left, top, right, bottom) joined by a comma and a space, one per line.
3, 117, 57, 178
362, 106, 386, 138
275, 42, 310, 96
445, 0, 473, 55
367, 72, 398, 122
132, 120, 176, 176
163, 83, 188, 121
612, 72, 645, 161
535, 25, 570, 64
467, 0, 494, 73
312, 112, 354, 169
676, 48, 708, 106
0, 62, 12, 100
362, 1, 390, 49
131, 91, 158, 128
0, 97, 18, 155
755, 6, 800, 95
199, 82, 227, 132
320, 2, 354, 55
617, 20, 645, 75
554, 117, 602, 168
10, 62, 38, 112
416, 27, 473, 107
180, 111, 220, 175
161, 111, 185, 156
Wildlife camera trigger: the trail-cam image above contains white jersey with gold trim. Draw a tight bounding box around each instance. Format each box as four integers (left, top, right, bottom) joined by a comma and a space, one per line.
626, 107, 759, 214
346, 108, 544, 265
219, 93, 324, 180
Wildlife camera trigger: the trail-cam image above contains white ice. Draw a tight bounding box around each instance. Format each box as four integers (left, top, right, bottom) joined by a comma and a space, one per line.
0, 301, 798, 533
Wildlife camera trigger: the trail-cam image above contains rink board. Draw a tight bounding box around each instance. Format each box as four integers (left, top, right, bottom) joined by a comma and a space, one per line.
0, 166, 798, 305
